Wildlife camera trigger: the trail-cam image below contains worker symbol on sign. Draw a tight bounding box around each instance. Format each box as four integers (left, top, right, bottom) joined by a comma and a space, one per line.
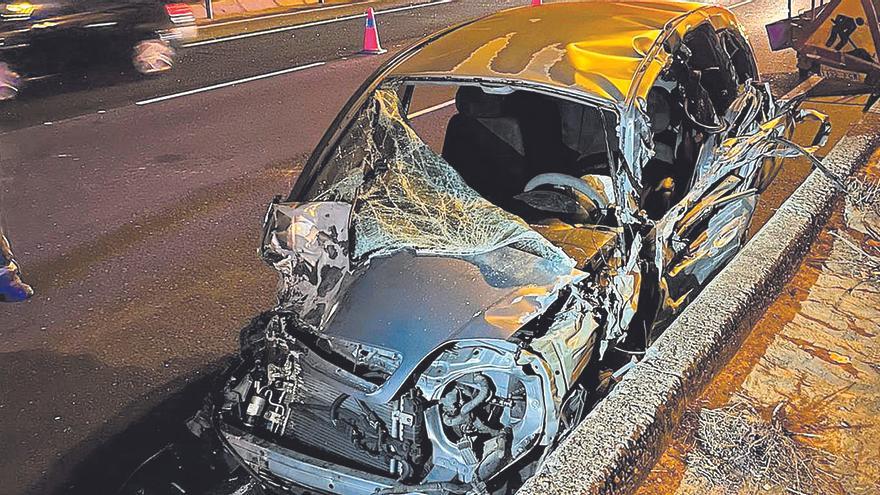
825, 14, 865, 51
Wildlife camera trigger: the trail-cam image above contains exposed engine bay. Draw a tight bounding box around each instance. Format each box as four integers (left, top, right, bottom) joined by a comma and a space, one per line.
219, 309, 602, 494
218, 242, 608, 495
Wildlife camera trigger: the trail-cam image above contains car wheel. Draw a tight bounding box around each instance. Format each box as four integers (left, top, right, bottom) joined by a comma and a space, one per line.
132, 40, 175, 75
0, 62, 21, 101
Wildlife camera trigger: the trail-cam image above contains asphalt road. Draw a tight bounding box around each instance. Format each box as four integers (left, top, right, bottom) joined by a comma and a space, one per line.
0, 0, 859, 494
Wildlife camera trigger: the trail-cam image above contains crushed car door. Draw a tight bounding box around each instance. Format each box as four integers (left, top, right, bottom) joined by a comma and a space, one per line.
651, 171, 758, 331
649, 83, 830, 334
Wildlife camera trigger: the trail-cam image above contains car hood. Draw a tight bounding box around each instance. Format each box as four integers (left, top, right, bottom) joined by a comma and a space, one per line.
323, 246, 581, 402
262, 201, 584, 403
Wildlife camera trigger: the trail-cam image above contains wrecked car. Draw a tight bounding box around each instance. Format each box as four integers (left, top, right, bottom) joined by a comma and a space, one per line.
209, 2, 830, 494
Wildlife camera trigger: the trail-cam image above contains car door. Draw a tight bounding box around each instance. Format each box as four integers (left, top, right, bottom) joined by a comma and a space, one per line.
650, 171, 758, 332
648, 85, 830, 335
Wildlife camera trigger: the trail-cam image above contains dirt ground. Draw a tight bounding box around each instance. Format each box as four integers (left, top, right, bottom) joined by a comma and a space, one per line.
636, 159, 880, 495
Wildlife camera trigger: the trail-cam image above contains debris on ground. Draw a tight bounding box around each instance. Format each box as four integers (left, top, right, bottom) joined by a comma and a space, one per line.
832, 178, 880, 287
843, 177, 880, 235
683, 400, 838, 495
830, 230, 880, 288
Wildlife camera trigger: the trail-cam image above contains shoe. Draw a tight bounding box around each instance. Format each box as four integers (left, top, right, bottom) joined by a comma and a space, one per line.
0, 264, 34, 302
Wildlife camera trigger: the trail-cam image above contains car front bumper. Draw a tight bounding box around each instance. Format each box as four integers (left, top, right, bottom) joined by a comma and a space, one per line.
220, 424, 408, 495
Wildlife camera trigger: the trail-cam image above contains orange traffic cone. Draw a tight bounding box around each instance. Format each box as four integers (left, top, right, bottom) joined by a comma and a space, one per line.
362, 8, 387, 55
531, 0, 542, 5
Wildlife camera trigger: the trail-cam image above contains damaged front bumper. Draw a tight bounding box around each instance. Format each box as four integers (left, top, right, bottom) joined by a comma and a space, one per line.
221, 424, 402, 495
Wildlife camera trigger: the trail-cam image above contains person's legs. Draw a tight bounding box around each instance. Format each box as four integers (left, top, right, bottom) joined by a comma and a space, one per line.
834, 27, 854, 50
0, 233, 33, 302
826, 28, 839, 47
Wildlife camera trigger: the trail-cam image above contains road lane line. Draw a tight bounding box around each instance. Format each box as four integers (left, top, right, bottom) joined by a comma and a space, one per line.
407, 99, 455, 119
135, 62, 325, 105
183, 0, 453, 48
728, 0, 754, 9
204, 0, 370, 28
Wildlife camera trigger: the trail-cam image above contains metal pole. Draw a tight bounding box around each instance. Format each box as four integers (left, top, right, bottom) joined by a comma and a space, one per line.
205, 0, 213, 20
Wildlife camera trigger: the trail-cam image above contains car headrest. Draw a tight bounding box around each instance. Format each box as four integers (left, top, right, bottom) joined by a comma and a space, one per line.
455, 86, 506, 118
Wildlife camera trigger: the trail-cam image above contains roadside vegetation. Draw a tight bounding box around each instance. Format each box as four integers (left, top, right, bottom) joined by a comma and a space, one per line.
683, 399, 838, 495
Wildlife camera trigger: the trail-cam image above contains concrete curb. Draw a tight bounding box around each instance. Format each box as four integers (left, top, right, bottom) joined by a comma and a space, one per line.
517, 120, 880, 495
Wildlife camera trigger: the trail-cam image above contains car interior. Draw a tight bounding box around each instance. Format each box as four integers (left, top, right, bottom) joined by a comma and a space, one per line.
399, 25, 755, 269
404, 84, 620, 269
640, 25, 757, 219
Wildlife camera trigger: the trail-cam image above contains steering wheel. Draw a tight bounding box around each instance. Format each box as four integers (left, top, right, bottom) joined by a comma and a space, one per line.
682, 69, 727, 133
516, 173, 614, 224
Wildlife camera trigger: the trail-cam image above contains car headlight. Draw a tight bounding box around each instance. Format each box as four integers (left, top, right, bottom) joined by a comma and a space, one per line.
3, 2, 36, 19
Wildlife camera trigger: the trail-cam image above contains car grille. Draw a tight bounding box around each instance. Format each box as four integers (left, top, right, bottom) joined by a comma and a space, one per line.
280, 363, 395, 475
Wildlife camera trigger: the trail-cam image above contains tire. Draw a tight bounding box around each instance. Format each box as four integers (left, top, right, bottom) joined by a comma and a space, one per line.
0, 62, 21, 101
132, 39, 175, 75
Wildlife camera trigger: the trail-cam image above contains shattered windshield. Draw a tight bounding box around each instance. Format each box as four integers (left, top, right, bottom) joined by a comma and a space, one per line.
305, 86, 574, 268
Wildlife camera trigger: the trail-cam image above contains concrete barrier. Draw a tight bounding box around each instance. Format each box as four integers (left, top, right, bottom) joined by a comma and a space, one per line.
517, 116, 880, 495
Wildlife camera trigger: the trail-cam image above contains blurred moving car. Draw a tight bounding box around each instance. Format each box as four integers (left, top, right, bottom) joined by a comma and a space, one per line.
178, 2, 829, 495
0, 0, 196, 99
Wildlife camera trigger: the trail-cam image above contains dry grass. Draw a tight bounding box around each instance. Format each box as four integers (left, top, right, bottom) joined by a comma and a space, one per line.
830, 231, 880, 287
845, 178, 880, 215
684, 401, 838, 495
832, 178, 880, 288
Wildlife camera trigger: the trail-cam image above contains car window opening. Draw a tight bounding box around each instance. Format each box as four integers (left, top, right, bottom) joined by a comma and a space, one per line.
404, 83, 620, 269
438, 86, 615, 220
641, 26, 758, 220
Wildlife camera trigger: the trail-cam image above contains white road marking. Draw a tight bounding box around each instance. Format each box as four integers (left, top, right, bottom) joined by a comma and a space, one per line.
728, 0, 754, 9
407, 99, 455, 119
84, 21, 118, 28
203, 0, 370, 28
135, 61, 325, 105
183, 0, 453, 48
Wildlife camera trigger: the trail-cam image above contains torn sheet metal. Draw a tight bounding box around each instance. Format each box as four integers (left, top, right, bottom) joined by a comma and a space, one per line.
528, 288, 601, 395
650, 83, 830, 330
262, 201, 353, 331
615, 101, 653, 226
302, 247, 585, 404
601, 232, 643, 354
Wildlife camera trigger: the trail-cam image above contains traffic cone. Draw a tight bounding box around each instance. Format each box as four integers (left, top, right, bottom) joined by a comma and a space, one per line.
362, 8, 387, 55
531, 0, 542, 5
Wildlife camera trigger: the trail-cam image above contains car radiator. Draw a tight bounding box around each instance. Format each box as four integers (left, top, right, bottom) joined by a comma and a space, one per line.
279, 364, 396, 476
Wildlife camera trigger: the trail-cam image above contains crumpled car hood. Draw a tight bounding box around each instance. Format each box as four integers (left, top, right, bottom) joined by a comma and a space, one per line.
262, 200, 584, 402
321, 246, 581, 402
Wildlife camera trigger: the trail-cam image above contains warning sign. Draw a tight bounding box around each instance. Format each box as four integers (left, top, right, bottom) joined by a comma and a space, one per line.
805, 0, 879, 63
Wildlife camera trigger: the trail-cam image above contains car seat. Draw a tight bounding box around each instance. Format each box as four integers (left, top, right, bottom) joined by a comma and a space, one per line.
442, 86, 529, 208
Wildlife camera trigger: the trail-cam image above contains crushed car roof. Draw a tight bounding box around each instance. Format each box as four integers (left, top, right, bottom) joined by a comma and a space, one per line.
390, 0, 742, 105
